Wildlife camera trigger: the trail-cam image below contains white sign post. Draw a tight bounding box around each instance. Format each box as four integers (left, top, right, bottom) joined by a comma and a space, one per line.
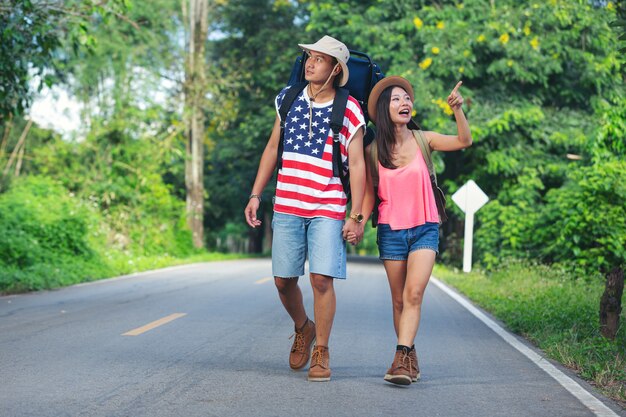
451, 180, 489, 273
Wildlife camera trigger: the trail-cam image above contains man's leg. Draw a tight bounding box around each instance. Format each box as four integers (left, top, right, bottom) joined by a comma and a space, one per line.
306, 216, 345, 381
307, 273, 334, 381
271, 213, 316, 370
274, 277, 307, 329
309, 273, 335, 347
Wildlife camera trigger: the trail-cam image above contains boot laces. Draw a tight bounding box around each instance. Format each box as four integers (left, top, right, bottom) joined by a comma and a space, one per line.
311, 348, 326, 368
399, 350, 412, 371
289, 331, 306, 353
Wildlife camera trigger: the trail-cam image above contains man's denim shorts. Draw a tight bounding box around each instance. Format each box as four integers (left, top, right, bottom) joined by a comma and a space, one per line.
377, 222, 439, 261
271, 212, 347, 279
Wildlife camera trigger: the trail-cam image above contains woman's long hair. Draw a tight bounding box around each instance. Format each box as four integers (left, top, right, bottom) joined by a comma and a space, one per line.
375, 86, 400, 169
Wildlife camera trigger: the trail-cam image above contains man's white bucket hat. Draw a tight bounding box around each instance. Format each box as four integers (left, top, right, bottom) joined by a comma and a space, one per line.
298, 35, 350, 87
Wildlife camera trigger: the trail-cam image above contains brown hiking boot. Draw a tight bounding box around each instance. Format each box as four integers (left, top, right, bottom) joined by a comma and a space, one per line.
409, 348, 420, 382
384, 348, 412, 386
289, 319, 316, 370
308, 345, 331, 381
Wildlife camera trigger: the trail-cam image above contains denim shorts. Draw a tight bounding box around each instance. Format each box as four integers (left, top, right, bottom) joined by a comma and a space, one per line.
271, 212, 347, 279
377, 222, 440, 261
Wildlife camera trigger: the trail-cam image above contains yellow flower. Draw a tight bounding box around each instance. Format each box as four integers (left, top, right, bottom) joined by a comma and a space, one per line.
463, 50, 471, 57
432, 47, 440, 55
433, 98, 454, 116
419, 57, 433, 70
607, 2, 614, 10
436, 21, 445, 29
413, 17, 424, 29
530, 37, 540, 50
412, 110, 417, 117
457, 3, 465, 8
523, 25, 531, 36
500, 33, 510, 44
477, 34, 486, 43
459, 66, 465, 73
507, 60, 514, 67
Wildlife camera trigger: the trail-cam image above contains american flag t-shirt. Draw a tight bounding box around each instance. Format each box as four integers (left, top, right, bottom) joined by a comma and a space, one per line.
274, 85, 365, 220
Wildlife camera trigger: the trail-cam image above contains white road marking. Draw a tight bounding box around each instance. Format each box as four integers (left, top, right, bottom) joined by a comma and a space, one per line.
431, 277, 619, 417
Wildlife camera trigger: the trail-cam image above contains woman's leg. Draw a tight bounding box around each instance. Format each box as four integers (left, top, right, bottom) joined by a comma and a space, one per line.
383, 260, 407, 337
397, 249, 436, 346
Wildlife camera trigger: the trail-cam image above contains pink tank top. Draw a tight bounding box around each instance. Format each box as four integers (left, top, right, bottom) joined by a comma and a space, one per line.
377, 146, 439, 230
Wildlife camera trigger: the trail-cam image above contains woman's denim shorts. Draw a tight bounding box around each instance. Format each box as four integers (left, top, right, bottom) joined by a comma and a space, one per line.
271, 212, 346, 279
377, 222, 439, 261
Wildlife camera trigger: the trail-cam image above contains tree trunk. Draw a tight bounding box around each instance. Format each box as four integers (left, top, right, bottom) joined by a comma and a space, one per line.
0, 113, 13, 157
599, 266, 624, 340
2, 119, 31, 178
183, 0, 208, 248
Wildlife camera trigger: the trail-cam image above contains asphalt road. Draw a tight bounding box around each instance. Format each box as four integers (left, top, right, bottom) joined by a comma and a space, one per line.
0, 259, 623, 417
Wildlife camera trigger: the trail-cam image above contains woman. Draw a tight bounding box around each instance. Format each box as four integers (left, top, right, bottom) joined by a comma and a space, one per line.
351, 76, 471, 385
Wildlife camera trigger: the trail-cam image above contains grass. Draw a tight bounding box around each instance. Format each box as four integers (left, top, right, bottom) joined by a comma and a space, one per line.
0, 251, 250, 295
434, 260, 626, 408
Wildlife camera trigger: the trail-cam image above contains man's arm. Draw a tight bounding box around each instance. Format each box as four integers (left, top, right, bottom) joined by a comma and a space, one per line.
342, 128, 365, 243
244, 115, 281, 228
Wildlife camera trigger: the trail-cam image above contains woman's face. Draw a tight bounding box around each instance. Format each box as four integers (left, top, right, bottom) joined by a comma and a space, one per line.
388, 86, 413, 125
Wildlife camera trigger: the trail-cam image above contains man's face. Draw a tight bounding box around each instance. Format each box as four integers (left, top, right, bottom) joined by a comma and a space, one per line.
304, 50, 339, 84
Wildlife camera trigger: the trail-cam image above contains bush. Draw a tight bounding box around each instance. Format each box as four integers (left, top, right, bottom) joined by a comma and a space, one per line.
0, 176, 111, 292
0, 176, 98, 268
537, 159, 626, 274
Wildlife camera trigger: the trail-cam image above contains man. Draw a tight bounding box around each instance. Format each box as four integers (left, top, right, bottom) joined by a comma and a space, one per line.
244, 35, 366, 382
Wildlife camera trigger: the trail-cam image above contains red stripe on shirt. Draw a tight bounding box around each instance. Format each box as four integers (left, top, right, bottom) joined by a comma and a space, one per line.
274, 204, 346, 220
282, 159, 333, 177
277, 173, 344, 192
275, 189, 347, 205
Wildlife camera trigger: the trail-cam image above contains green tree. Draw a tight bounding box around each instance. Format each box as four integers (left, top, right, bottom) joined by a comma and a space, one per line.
0, 0, 130, 122
202, 0, 308, 252
612, 0, 626, 53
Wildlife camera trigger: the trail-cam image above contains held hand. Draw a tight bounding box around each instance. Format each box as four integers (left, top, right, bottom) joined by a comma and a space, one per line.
447, 81, 464, 111
342, 220, 364, 246
244, 199, 262, 228
346, 232, 358, 246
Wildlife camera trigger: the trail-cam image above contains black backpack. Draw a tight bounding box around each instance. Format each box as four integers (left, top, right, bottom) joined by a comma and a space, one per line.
277, 50, 384, 200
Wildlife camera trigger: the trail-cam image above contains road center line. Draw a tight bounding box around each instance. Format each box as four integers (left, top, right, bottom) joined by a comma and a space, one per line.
254, 277, 273, 285
430, 277, 619, 417
122, 313, 187, 336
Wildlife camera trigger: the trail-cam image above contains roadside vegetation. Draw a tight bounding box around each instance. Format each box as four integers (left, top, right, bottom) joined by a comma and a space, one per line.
435, 262, 625, 407
0, 175, 245, 294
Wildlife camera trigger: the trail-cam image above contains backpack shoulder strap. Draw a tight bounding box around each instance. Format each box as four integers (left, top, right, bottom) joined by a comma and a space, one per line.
367, 138, 379, 188
277, 82, 307, 170
330, 88, 349, 139
279, 82, 307, 122
413, 129, 436, 183
414, 129, 448, 223
330, 88, 350, 193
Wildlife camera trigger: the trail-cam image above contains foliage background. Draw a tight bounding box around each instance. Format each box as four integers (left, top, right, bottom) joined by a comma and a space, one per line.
1, 0, 623, 281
